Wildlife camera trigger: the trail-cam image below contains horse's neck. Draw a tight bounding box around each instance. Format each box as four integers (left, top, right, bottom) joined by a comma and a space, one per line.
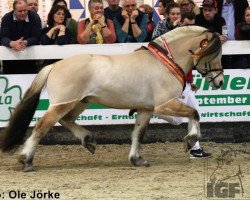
170, 36, 201, 74
155, 30, 207, 75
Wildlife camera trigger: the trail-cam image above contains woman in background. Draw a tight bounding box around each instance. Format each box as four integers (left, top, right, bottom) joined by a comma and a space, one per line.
235, 7, 250, 68
77, 0, 116, 44
152, 2, 181, 39
52, 0, 78, 43
41, 5, 74, 45
40, 5, 74, 67
177, 0, 200, 15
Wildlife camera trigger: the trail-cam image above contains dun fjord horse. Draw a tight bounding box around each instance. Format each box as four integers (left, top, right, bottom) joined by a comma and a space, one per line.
0, 26, 224, 172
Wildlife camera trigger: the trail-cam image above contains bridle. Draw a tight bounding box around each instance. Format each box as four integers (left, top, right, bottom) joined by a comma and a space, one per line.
191, 39, 224, 83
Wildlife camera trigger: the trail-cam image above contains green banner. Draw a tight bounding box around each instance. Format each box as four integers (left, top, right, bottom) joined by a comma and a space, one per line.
37, 100, 107, 110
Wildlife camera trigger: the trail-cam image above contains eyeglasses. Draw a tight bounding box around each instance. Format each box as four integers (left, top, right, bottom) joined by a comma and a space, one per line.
124, 4, 136, 9
181, 3, 190, 7
28, 3, 38, 6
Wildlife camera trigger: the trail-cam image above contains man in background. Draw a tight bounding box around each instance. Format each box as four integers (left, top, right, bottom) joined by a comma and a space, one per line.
0, 0, 41, 74
27, 0, 39, 13
104, 0, 122, 21
217, 0, 249, 40
217, 0, 249, 69
113, 0, 147, 42
195, 0, 227, 43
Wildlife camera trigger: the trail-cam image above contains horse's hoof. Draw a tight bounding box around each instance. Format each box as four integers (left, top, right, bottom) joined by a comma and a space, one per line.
18, 155, 35, 172
130, 156, 150, 167
183, 134, 199, 152
23, 164, 35, 172
183, 139, 191, 152
83, 135, 96, 154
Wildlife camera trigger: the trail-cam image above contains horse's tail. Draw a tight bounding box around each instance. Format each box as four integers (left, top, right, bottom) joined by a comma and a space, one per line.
0, 64, 53, 152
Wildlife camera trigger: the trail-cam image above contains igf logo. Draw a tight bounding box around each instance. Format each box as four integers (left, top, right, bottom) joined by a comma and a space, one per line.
207, 182, 241, 198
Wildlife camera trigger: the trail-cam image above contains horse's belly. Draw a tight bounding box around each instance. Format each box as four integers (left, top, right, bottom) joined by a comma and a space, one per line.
87, 91, 154, 110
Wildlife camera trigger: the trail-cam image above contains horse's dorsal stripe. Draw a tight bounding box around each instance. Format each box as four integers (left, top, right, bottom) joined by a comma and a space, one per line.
147, 42, 185, 87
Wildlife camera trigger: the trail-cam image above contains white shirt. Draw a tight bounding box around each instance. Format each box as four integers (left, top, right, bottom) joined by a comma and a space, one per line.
221, 0, 235, 40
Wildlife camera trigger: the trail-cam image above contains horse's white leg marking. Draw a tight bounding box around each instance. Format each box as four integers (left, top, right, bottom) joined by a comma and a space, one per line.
154, 99, 200, 151
129, 110, 153, 167
19, 101, 78, 172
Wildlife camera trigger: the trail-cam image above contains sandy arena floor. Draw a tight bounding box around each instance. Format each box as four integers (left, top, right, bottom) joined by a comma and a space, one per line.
0, 142, 250, 200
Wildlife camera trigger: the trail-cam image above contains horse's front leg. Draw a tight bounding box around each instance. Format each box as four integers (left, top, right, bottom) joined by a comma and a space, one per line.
154, 99, 201, 152
129, 110, 153, 167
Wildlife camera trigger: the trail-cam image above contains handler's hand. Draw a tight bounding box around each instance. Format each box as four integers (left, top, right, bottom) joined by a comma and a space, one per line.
191, 83, 198, 92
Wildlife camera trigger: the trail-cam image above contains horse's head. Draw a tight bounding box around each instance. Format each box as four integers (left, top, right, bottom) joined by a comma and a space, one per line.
190, 31, 224, 89
154, 26, 224, 89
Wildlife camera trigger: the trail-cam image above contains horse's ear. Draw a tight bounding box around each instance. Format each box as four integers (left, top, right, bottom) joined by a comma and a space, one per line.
206, 31, 214, 41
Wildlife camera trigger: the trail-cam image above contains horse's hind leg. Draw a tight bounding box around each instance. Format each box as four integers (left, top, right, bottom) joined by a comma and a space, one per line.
59, 102, 96, 154
19, 101, 78, 172
154, 99, 201, 152
129, 110, 153, 167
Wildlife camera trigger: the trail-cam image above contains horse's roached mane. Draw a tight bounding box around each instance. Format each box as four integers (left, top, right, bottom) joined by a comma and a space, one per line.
154, 25, 221, 59
154, 25, 208, 43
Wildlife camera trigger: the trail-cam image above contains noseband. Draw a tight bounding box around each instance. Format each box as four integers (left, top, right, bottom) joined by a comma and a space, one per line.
196, 62, 224, 83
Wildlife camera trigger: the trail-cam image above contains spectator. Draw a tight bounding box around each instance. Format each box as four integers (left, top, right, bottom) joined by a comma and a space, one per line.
157, 0, 174, 20
180, 11, 196, 26
195, 0, 227, 43
0, 0, 41, 74
217, 0, 249, 69
138, 4, 155, 41
52, 0, 78, 43
41, 5, 74, 45
27, 0, 39, 13
77, 0, 116, 44
177, 0, 200, 15
40, 5, 74, 68
113, 0, 147, 43
217, 0, 249, 40
27, 0, 46, 28
235, 7, 250, 40
104, 0, 122, 21
234, 7, 250, 68
152, 2, 181, 40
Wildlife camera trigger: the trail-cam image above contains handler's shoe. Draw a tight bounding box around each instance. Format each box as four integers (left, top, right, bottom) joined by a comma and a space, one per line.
190, 148, 212, 158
